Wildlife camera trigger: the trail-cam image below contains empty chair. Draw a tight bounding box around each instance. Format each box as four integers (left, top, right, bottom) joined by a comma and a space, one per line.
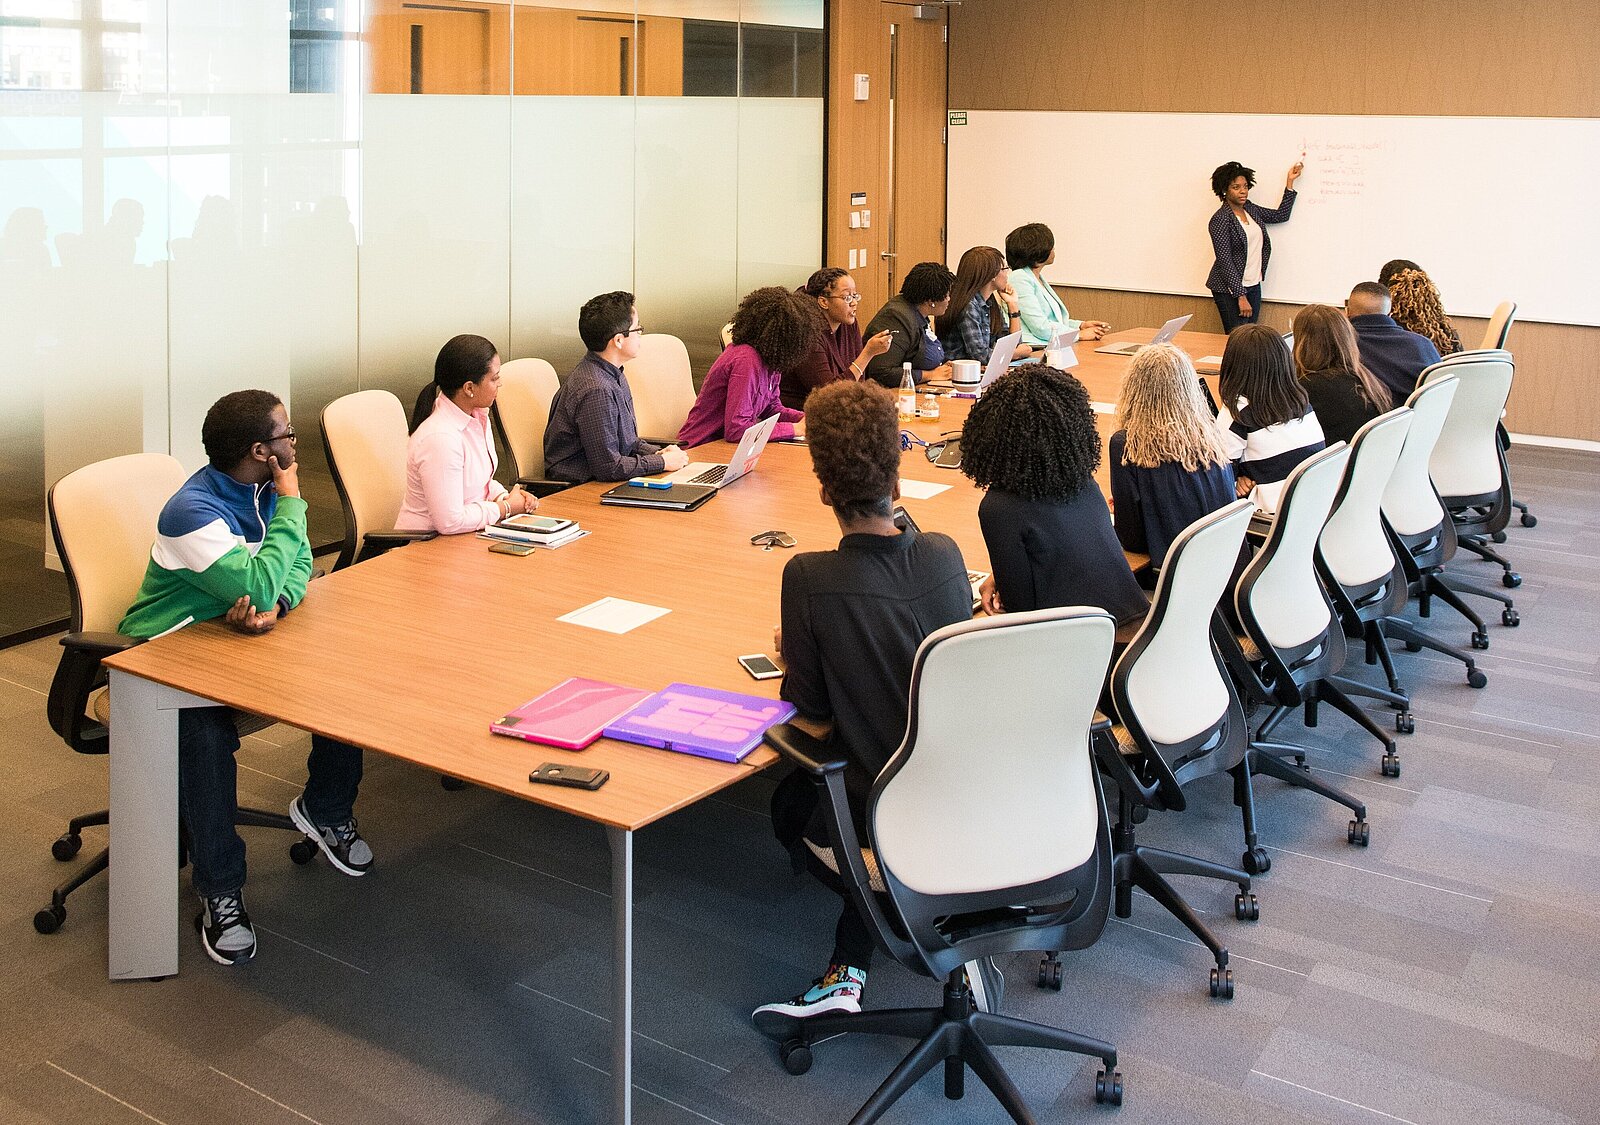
1480, 301, 1516, 351
1064, 499, 1260, 1002
37, 454, 304, 934
1226, 445, 1375, 841
321, 389, 437, 569
1422, 352, 1525, 609
1380, 375, 1491, 687
1316, 408, 1418, 736
758, 608, 1125, 1121
627, 332, 697, 443
490, 357, 567, 495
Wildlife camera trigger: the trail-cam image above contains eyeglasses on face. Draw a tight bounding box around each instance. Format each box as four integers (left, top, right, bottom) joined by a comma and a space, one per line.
619, 325, 644, 336
827, 291, 862, 304
260, 427, 296, 445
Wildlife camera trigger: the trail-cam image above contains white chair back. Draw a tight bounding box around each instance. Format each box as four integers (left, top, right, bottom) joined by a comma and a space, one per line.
873, 608, 1113, 898
628, 333, 696, 440
1320, 409, 1413, 589
495, 357, 560, 479
1480, 301, 1516, 351
1238, 444, 1350, 650
1422, 354, 1512, 499
50, 454, 188, 633
322, 389, 410, 558
1121, 500, 1253, 745
1383, 377, 1459, 538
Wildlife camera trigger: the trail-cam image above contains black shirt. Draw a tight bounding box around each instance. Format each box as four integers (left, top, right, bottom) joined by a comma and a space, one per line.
779, 526, 972, 831
1108, 430, 1237, 569
979, 487, 1148, 630
1301, 368, 1382, 448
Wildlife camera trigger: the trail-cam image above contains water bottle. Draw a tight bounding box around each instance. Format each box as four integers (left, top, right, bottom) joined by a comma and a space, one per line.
897, 363, 916, 423
920, 392, 940, 419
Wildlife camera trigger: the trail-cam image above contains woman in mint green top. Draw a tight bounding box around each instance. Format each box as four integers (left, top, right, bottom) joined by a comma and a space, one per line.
1003, 222, 1111, 346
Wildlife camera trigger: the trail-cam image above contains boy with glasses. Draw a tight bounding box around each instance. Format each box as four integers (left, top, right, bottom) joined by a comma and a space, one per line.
120, 390, 369, 966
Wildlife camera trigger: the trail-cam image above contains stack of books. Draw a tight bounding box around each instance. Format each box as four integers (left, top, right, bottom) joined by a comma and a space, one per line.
480, 513, 587, 550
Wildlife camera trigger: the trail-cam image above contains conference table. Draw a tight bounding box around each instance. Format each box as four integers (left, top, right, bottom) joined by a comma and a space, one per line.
102, 326, 1228, 1124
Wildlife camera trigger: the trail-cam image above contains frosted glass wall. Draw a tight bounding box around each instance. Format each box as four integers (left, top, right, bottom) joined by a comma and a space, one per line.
0, 0, 824, 640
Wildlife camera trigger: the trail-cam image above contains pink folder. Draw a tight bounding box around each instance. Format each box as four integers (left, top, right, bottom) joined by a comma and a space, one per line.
491, 678, 653, 751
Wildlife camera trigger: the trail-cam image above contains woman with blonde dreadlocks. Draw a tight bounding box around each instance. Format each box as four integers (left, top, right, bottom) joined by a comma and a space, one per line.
1109, 343, 1237, 574
1381, 261, 1463, 358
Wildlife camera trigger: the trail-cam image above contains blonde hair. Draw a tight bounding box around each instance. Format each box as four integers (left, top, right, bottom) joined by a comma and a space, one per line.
1117, 343, 1230, 471
1388, 268, 1462, 356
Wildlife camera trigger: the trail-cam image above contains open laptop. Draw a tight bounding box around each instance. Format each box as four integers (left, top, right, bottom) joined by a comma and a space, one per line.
657, 413, 779, 490
973, 329, 1023, 393
1095, 313, 1193, 356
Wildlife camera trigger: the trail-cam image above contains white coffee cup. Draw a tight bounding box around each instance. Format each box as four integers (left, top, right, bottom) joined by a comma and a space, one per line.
951, 359, 982, 384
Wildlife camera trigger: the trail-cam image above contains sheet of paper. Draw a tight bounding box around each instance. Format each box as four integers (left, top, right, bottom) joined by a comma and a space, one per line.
557, 597, 671, 635
1090, 401, 1117, 415
1197, 355, 1224, 365
897, 478, 951, 500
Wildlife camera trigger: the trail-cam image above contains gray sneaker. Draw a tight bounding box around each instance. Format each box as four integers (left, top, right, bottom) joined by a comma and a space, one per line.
196, 891, 256, 966
963, 956, 1005, 1014
289, 796, 373, 876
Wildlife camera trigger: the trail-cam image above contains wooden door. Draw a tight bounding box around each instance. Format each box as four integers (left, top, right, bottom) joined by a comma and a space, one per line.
407, 6, 490, 94
882, 7, 947, 293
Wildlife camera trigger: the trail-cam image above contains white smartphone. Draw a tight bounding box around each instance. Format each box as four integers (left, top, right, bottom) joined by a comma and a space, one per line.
738, 653, 782, 680
496, 513, 573, 534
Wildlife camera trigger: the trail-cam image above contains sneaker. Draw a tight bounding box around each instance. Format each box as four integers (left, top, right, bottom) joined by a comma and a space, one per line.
752, 964, 866, 1036
195, 891, 256, 966
964, 956, 1005, 1014
289, 795, 373, 876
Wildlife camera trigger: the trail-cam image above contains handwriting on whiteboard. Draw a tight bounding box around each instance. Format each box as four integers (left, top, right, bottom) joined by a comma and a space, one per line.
1300, 138, 1388, 203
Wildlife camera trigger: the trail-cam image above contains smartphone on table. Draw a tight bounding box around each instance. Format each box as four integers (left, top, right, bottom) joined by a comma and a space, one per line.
738, 653, 782, 680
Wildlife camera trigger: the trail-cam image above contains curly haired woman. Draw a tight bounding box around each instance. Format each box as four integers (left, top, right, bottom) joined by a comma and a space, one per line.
1381, 260, 1463, 357
679, 286, 822, 447
960, 364, 1147, 634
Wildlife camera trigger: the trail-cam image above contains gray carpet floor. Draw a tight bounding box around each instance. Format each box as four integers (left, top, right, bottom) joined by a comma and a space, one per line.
1, 444, 1596, 1125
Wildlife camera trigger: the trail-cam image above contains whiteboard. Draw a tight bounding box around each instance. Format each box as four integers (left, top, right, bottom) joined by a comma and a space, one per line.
946, 111, 1600, 327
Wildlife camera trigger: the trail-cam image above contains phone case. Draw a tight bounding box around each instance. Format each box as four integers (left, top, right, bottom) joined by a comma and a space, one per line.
529, 764, 609, 790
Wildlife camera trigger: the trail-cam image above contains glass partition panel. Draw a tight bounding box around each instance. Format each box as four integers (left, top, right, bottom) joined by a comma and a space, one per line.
736, 95, 821, 294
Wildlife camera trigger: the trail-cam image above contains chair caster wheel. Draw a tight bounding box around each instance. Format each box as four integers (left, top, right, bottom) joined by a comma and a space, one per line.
1490, 530, 1507, 544
1503, 572, 1521, 589
1209, 967, 1234, 999
1470, 631, 1489, 650
51, 834, 82, 861
34, 904, 65, 934
1396, 712, 1415, 735
440, 775, 467, 791
1520, 512, 1537, 528
1467, 669, 1488, 689
1242, 847, 1270, 875
779, 1039, 812, 1076
289, 839, 318, 865
1348, 819, 1370, 846
1502, 608, 1520, 627
1095, 1068, 1124, 1106
1404, 640, 1422, 652
1234, 892, 1259, 921
1381, 754, 1401, 778
1037, 956, 1064, 990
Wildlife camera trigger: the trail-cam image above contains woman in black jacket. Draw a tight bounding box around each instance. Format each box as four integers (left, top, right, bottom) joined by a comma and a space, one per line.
1205, 158, 1302, 332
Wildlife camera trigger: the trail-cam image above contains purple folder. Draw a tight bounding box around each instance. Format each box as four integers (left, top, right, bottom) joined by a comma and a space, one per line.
603, 683, 796, 763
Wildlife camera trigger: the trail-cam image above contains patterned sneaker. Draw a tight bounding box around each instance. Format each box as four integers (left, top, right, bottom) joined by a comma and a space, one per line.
289, 795, 373, 876
195, 891, 256, 966
964, 956, 1005, 1014
752, 964, 867, 1036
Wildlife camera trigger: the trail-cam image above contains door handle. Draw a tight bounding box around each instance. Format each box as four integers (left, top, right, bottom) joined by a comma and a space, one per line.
879, 251, 896, 260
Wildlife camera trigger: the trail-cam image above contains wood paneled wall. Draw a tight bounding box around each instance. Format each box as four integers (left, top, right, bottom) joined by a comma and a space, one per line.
947, 0, 1600, 441
825, 0, 893, 317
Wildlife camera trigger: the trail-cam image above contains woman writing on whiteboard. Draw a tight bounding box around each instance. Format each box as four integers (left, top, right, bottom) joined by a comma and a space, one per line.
1004, 223, 1111, 345
1205, 159, 1302, 333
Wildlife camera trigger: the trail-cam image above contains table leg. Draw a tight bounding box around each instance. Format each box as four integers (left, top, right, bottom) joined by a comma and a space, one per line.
107, 671, 215, 982
607, 826, 633, 1125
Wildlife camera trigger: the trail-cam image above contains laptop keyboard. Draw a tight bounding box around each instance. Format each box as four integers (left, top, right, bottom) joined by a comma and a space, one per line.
689, 465, 728, 486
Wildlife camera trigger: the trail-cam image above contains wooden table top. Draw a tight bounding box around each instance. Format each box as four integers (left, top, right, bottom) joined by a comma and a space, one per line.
104, 326, 1226, 833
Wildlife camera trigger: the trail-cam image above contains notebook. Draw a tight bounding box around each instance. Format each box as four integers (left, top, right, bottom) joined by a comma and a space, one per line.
656, 414, 780, 490
1094, 313, 1193, 356
491, 677, 653, 750
599, 481, 718, 511
604, 684, 797, 763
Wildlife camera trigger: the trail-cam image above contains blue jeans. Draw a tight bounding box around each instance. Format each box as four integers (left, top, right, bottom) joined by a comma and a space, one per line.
1213, 284, 1262, 334
179, 706, 363, 897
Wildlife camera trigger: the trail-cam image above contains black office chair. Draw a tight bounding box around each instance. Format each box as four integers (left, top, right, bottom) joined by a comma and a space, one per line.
37, 454, 311, 935
1061, 499, 1260, 1002
759, 608, 1125, 1121
1224, 445, 1375, 842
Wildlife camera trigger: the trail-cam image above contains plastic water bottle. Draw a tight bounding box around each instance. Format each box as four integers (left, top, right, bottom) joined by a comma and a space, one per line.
897, 363, 917, 423
920, 392, 940, 419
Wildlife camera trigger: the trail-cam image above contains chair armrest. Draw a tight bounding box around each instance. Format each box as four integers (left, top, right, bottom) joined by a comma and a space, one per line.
764, 722, 848, 776
48, 631, 145, 750
1089, 725, 1160, 808
1091, 710, 1112, 733
353, 529, 437, 565
516, 478, 572, 498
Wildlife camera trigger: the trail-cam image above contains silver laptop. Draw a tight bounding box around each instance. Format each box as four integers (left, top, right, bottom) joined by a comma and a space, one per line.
1095, 313, 1193, 356
974, 329, 1023, 393
658, 413, 779, 489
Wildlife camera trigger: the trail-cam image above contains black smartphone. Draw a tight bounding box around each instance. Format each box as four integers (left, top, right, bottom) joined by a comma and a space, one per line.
529, 763, 609, 790
488, 541, 536, 556
892, 505, 920, 533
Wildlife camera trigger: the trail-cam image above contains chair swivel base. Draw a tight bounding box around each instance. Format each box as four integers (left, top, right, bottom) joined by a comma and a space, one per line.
1250, 743, 1371, 847
1107, 842, 1250, 1000
758, 971, 1122, 1123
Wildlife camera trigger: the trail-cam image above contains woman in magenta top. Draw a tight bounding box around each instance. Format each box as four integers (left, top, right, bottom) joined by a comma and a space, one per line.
679, 286, 821, 447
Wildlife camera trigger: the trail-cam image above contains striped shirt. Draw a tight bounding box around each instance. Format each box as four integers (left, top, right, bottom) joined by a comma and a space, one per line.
1216, 398, 1326, 487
